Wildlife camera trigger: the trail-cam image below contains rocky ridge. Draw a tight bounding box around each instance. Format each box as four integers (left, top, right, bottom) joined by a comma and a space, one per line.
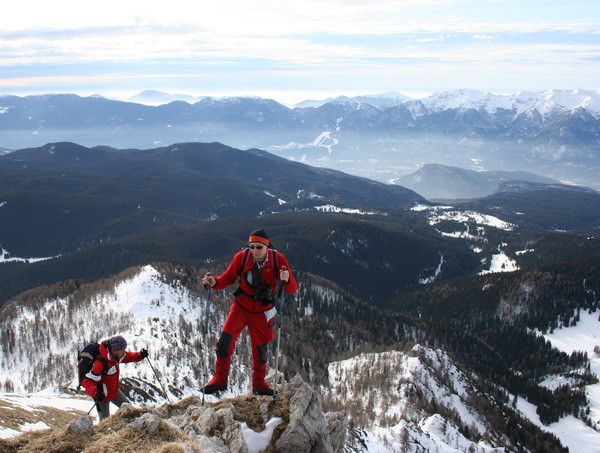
0, 375, 346, 453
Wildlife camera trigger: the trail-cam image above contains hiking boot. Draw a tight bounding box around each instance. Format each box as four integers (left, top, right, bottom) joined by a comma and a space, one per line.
253, 387, 275, 396
202, 383, 227, 394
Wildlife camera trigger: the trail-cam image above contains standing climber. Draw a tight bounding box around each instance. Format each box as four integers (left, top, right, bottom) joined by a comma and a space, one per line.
201, 228, 298, 396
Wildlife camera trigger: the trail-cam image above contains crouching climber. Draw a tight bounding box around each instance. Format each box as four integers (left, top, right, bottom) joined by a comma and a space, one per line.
81, 335, 148, 420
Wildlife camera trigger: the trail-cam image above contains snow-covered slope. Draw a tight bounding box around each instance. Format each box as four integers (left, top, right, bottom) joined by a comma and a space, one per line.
1, 265, 598, 451
543, 309, 600, 433
0, 265, 249, 400
323, 346, 506, 452
323, 342, 600, 452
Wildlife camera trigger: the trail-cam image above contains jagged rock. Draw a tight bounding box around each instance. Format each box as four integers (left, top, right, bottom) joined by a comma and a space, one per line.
166, 402, 229, 452
130, 412, 162, 435
258, 401, 270, 424
66, 415, 94, 435
193, 406, 218, 436
325, 410, 347, 453
192, 436, 229, 453
117, 402, 136, 415
217, 406, 248, 453
274, 375, 346, 453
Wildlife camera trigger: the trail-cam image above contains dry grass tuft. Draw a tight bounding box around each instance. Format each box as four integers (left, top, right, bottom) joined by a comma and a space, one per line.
0, 429, 88, 453
0, 405, 200, 453
213, 393, 290, 431
84, 426, 198, 453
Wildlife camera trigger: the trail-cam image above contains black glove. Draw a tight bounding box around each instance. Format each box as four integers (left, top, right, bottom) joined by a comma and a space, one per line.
95, 387, 105, 402
139, 348, 149, 359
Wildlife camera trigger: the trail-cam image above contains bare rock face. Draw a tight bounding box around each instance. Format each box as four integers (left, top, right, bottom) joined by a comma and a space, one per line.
325, 410, 348, 452
275, 375, 344, 453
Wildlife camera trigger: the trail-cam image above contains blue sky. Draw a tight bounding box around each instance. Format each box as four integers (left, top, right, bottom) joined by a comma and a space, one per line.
1, 0, 599, 105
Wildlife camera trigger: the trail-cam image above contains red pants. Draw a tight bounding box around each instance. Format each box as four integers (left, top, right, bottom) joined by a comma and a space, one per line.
209, 301, 275, 391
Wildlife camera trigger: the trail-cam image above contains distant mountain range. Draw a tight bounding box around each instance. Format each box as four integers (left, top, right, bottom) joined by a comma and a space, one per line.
397, 163, 561, 199
127, 90, 205, 105
0, 89, 598, 192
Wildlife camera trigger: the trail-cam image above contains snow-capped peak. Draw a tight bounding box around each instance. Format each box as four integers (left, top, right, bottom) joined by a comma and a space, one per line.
407, 89, 600, 116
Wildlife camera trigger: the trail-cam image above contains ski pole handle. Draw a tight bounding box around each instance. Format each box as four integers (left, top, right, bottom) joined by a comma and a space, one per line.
203, 272, 213, 290
277, 266, 287, 298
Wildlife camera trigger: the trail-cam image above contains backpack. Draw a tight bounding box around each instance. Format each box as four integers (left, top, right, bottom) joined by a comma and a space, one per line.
77, 342, 108, 388
234, 248, 280, 301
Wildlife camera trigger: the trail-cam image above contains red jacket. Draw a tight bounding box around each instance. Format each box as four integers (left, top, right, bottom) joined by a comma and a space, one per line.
213, 248, 298, 312
82, 342, 143, 402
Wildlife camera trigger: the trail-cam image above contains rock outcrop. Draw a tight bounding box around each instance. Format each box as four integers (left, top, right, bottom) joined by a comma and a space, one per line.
165, 375, 346, 452
0, 375, 347, 453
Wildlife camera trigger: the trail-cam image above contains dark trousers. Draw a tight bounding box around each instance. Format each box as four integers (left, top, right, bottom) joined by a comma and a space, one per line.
96, 389, 130, 421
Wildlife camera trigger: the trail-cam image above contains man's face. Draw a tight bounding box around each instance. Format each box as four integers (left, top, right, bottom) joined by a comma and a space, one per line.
111, 348, 126, 360
249, 242, 268, 261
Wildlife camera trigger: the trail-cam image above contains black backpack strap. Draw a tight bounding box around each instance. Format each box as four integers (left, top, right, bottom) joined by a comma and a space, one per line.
233, 248, 254, 297
271, 249, 279, 280
97, 357, 108, 375
239, 248, 252, 277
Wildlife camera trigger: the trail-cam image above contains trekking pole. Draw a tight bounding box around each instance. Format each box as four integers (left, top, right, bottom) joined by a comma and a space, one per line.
146, 355, 171, 403
273, 267, 286, 390
202, 274, 212, 406
87, 394, 102, 416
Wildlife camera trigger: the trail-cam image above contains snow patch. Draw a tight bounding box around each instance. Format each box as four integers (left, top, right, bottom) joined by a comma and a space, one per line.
419, 255, 444, 284
264, 191, 286, 205
241, 417, 283, 453
0, 243, 57, 264
297, 189, 323, 199
479, 251, 519, 275
413, 205, 515, 240
21, 421, 50, 431
516, 248, 534, 255
315, 205, 379, 215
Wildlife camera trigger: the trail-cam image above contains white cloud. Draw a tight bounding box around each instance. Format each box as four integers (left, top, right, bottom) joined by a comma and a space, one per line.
1, 0, 599, 99
2, 0, 597, 36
